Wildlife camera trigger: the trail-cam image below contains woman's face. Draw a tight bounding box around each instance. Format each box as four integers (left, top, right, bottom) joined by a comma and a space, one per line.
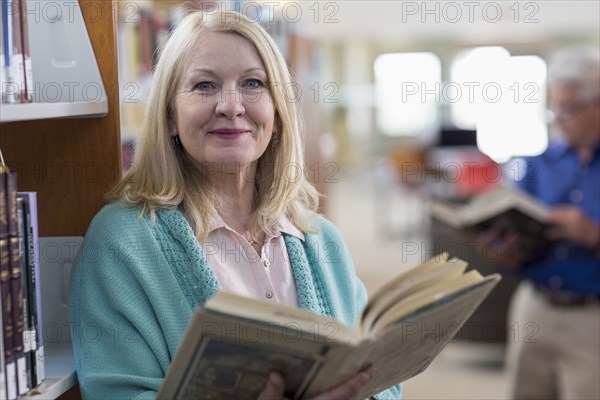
171, 31, 275, 172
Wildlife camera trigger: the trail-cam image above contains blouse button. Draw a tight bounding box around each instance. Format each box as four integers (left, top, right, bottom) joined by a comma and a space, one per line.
265, 291, 273, 299
263, 259, 271, 267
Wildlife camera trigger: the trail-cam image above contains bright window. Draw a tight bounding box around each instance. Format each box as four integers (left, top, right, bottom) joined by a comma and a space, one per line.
451, 47, 548, 163
374, 52, 441, 137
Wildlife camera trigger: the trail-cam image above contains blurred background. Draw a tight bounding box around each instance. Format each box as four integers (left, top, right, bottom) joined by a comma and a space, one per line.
117, 1, 599, 398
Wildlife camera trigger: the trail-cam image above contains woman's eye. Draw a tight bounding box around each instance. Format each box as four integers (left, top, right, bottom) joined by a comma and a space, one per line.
195, 81, 215, 91
243, 79, 263, 89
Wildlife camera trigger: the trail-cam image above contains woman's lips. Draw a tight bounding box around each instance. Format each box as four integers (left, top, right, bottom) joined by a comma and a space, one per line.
209, 129, 250, 139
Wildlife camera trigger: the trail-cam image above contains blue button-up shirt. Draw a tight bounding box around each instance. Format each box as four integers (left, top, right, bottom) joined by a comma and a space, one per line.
516, 140, 600, 295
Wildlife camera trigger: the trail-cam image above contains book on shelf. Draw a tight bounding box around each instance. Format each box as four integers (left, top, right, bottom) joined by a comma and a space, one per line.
431, 186, 553, 259
157, 253, 501, 400
17, 0, 33, 103
15, 196, 32, 392
2, 0, 18, 104
17, 192, 44, 388
1, 0, 32, 104
5, 172, 28, 395
1, 169, 18, 399
0, 280, 4, 400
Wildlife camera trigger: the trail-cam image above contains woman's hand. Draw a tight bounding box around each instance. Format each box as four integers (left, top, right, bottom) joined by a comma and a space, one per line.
257, 365, 374, 400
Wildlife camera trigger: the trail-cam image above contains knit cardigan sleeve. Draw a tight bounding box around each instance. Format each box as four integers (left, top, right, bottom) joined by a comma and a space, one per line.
69, 203, 193, 400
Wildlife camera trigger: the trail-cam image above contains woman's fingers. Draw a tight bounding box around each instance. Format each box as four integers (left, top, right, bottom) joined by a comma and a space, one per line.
257, 371, 286, 400
309, 366, 374, 400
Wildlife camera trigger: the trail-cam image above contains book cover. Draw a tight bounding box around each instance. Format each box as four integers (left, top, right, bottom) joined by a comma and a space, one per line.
16, 196, 33, 391
6, 172, 28, 395
1, 0, 19, 104
0, 264, 4, 400
8, 0, 24, 103
17, 192, 43, 387
17, 0, 32, 103
0, 169, 17, 399
431, 186, 552, 259
157, 254, 500, 399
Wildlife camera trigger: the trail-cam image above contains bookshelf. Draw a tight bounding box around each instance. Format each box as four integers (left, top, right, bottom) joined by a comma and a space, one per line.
0, 0, 122, 399
0, 0, 108, 123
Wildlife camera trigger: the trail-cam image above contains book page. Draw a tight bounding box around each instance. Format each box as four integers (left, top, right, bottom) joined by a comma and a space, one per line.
430, 201, 466, 228
370, 270, 485, 335
364, 253, 450, 316
361, 258, 468, 334
300, 275, 501, 399
355, 275, 500, 399
464, 187, 549, 225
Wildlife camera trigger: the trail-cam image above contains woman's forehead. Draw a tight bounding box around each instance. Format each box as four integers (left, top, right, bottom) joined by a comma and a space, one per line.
184, 31, 265, 70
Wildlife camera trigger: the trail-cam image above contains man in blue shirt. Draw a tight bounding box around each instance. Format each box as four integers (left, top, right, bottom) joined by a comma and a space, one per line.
492, 45, 599, 399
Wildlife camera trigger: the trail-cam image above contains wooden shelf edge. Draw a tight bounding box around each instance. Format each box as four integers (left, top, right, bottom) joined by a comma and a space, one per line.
0, 101, 108, 123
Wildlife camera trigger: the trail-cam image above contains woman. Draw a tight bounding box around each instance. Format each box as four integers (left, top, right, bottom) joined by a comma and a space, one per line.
69, 10, 401, 400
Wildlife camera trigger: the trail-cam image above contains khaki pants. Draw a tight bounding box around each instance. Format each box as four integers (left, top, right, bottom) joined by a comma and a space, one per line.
506, 282, 600, 400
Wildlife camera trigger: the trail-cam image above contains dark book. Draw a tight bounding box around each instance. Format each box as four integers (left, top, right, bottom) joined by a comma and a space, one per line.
6, 172, 28, 395
158, 254, 500, 400
431, 186, 552, 259
0, 169, 17, 399
16, 197, 32, 391
17, 192, 43, 387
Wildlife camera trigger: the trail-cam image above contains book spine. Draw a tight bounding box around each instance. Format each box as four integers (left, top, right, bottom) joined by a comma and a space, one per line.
1, 0, 18, 104
9, 0, 24, 103
0, 268, 4, 400
0, 171, 17, 400
0, 0, 4, 104
16, 197, 32, 392
17, 0, 31, 103
17, 192, 42, 387
0, 172, 7, 400
6, 173, 28, 395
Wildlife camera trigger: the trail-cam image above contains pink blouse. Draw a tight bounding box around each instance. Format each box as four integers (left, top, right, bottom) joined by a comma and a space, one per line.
200, 216, 304, 307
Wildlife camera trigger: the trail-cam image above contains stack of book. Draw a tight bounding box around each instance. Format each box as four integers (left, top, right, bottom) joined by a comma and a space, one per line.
1, 0, 34, 104
0, 167, 45, 399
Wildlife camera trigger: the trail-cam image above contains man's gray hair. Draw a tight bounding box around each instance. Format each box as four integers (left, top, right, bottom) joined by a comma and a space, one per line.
548, 45, 600, 101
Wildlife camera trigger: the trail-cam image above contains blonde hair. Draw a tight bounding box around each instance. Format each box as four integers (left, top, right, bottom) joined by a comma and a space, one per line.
109, 11, 320, 240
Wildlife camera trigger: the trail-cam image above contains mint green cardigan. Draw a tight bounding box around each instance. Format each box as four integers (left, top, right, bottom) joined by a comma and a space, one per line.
69, 202, 401, 399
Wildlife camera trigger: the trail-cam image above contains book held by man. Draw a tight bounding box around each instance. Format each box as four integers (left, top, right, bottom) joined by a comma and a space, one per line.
158, 253, 501, 400
431, 186, 552, 257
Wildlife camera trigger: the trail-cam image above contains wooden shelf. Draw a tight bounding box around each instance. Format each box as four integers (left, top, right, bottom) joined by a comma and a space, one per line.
0, 101, 108, 123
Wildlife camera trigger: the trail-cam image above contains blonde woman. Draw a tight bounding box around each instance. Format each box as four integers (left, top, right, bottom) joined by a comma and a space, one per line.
69, 11, 401, 400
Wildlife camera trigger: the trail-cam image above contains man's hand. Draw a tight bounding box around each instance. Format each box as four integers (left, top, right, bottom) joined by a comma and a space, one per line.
476, 228, 525, 270
546, 206, 600, 249
258, 365, 374, 400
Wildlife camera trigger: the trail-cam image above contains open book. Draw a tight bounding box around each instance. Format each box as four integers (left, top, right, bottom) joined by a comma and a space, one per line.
431, 186, 552, 258
157, 253, 500, 400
